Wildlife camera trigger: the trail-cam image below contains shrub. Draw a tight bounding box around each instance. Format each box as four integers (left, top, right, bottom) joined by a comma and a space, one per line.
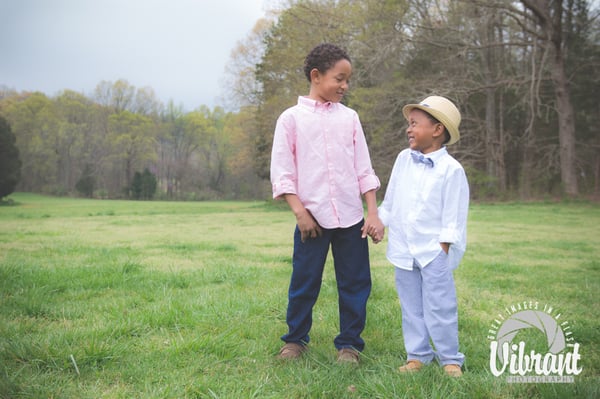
0, 116, 22, 199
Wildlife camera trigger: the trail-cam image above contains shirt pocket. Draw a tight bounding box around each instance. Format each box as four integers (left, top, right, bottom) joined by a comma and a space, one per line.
419, 169, 445, 203
332, 123, 355, 156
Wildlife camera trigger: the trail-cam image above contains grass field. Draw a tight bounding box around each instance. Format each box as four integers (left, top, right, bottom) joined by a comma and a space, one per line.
1, 193, 599, 398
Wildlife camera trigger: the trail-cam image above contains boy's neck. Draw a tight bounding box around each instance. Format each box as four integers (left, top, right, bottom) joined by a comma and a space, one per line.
307, 91, 327, 104
419, 143, 444, 155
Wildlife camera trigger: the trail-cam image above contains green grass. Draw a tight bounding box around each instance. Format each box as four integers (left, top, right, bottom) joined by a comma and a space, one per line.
1, 193, 599, 398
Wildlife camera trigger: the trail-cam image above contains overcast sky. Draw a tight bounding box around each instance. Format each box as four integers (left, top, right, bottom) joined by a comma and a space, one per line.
0, 0, 267, 111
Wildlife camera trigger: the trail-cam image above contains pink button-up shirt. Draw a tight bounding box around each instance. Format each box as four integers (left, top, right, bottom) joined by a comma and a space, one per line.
270, 96, 380, 229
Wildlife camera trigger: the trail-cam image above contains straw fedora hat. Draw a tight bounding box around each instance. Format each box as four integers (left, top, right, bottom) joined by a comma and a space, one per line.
402, 96, 461, 145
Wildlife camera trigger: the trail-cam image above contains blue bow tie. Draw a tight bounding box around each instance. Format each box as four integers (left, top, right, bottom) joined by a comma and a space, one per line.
411, 151, 434, 167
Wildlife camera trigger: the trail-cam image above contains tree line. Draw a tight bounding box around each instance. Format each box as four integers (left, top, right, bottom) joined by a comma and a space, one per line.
239, 0, 599, 199
0, 81, 266, 200
1, 0, 599, 201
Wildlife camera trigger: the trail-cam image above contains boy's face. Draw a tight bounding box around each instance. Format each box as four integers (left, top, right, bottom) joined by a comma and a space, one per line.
309, 59, 352, 103
406, 109, 445, 154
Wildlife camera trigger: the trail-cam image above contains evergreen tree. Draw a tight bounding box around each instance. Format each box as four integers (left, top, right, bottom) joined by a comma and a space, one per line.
130, 171, 143, 200
130, 168, 157, 200
75, 164, 96, 198
141, 168, 157, 200
0, 116, 22, 199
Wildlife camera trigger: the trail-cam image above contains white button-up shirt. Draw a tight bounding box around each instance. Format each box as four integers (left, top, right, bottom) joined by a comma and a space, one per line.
378, 147, 469, 270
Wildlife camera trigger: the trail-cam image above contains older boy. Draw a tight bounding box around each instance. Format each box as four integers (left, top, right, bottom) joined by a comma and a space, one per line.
270, 43, 383, 363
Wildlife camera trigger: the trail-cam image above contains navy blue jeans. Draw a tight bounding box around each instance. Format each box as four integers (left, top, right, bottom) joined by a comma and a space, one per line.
281, 220, 371, 351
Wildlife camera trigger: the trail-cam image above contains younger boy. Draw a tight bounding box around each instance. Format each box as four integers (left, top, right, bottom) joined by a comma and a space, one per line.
378, 96, 469, 377
270, 43, 383, 363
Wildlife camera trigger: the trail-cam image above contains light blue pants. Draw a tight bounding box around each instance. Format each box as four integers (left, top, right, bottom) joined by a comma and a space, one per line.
394, 250, 465, 366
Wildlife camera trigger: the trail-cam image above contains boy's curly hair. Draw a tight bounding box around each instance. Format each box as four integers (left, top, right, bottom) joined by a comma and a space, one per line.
303, 43, 351, 82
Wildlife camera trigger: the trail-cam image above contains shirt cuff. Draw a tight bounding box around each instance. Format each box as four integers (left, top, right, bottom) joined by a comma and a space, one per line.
439, 227, 460, 244
378, 206, 390, 226
272, 180, 296, 199
359, 174, 381, 194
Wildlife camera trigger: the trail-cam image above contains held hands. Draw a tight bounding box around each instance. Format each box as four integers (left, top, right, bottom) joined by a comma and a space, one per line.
361, 213, 385, 244
285, 193, 383, 243
297, 209, 383, 244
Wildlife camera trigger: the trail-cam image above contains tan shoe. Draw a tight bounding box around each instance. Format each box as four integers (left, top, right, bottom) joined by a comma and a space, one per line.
337, 348, 360, 364
276, 342, 307, 360
443, 364, 463, 377
398, 360, 424, 373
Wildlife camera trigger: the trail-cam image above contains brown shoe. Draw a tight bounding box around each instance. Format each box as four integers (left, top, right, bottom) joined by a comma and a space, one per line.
398, 360, 424, 373
337, 348, 360, 364
276, 342, 307, 360
443, 364, 463, 377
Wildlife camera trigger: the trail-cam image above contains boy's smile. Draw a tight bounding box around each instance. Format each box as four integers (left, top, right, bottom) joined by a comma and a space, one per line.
406, 109, 445, 154
309, 59, 352, 104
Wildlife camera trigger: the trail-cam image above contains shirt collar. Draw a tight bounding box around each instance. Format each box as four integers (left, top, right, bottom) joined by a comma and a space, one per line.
298, 96, 335, 112
426, 146, 447, 161
412, 147, 447, 165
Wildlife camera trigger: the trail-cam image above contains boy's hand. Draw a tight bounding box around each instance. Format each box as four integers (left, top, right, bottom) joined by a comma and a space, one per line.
296, 209, 323, 242
284, 194, 322, 242
361, 190, 384, 244
440, 242, 449, 254
362, 214, 385, 244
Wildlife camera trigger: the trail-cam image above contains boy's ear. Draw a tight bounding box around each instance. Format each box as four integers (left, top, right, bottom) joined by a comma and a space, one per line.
310, 68, 320, 83
432, 123, 445, 139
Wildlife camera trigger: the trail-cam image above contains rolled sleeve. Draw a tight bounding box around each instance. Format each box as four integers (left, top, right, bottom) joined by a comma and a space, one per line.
440, 166, 469, 246
378, 205, 391, 227
359, 174, 381, 195
272, 179, 296, 199
439, 226, 460, 245
353, 113, 380, 195
377, 153, 401, 227
270, 112, 297, 200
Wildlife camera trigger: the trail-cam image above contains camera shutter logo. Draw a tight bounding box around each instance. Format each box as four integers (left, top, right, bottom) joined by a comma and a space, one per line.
489, 308, 582, 382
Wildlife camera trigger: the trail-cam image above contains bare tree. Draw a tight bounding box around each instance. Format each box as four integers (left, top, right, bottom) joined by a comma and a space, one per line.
514, 0, 578, 195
